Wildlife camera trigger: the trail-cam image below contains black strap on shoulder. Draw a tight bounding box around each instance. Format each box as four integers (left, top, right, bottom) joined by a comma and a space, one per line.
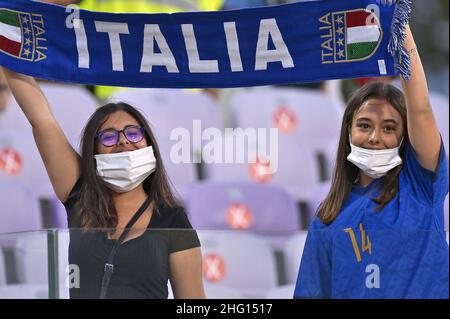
99, 196, 152, 299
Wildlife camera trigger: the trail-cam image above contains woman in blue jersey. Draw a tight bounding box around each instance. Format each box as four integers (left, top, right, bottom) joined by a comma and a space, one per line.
294, 24, 449, 298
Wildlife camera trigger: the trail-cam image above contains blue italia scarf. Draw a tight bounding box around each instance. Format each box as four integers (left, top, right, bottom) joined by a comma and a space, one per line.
0, 0, 411, 88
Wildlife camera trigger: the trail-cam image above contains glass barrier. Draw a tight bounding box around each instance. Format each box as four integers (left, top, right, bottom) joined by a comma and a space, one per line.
0, 229, 448, 299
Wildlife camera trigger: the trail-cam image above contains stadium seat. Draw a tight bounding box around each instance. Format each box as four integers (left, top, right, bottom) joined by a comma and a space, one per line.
49, 197, 69, 229
265, 284, 295, 299
283, 232, 308, 285
14, 231, 48, 285
185, 181, 299, 231
168, 278, 245, 299
198, 231, 277, 298
389, 85, 449, 158
205, 136, 319, 200
109, 88, 222, 150
205, 86, 342, 205
0, 129, 54, 199
308, 181, 331, 223
14, 230, 70, 299
158, 141, 197, 199
0, 284, 49, 299
229, 87, 343, 148
109, 89, 222, 196
204, 284, 246, 299
230, 86, 342, 178
429, 92, 449, 155
185, 181, 300, 248
0, 249, 5, 286
0, 180, 42, 234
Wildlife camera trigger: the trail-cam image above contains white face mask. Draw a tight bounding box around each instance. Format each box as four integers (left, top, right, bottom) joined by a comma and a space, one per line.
347, 137, 403, 179
95, 146, 156, 193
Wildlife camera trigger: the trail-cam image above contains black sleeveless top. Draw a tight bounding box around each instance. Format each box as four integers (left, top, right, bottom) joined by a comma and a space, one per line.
63, 180, 200, 299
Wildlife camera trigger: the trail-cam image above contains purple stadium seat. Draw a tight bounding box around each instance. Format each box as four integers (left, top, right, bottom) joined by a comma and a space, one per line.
429, 92, 449, 155
14, 231, 48, 284
158, 141, 197, 199
0, 284, 48, 299
205, 135, 320, 201
14, 230, 70, 299
389, 83, 448, 156
185, 181, 300, 233
230, 86, 342, 175
205, 87, 342, 204
283, 232, 308, 285
0, 180, 41, 234
0, 249, 5, 286
204, 284, 246, 299
229, 87, 343, 148
265, 284, 296, 299
198, 230, 277, 298
109, 89, 222, 197
308, 181, 331, 222
49, 197, 68, 229
0, 129, 53, 198
109, 89, 222, 147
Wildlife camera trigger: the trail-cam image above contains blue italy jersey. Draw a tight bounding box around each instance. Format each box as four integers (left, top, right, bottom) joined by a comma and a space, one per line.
294, 142, 449, 298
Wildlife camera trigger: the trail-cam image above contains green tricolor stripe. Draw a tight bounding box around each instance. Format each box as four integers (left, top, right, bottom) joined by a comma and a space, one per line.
0, 10, 20, 28
347, 42, 377, 60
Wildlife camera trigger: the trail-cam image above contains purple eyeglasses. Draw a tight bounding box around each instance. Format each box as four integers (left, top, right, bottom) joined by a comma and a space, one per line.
97, 125, 145, 147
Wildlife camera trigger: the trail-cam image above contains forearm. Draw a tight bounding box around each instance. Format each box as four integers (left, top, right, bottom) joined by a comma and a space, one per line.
400, 25, 441, 171
400, 25, 431, 114
3, 67, 80, 201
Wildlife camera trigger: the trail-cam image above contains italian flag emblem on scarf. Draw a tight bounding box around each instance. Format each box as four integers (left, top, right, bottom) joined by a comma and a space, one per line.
0, 9, 45, 62
333, 9, 382, 62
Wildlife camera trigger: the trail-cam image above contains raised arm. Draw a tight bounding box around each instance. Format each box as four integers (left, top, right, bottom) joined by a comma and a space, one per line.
401, 25, 441, 172
3, 68, 81, 202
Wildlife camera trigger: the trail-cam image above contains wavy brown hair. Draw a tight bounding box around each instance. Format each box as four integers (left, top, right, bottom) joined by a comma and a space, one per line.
70, 102, 179, 229
317, 82, 408, 225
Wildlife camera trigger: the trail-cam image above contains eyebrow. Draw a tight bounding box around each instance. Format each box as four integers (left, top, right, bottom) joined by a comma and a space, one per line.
100, 124, 140, 131
356, 117, 399, 125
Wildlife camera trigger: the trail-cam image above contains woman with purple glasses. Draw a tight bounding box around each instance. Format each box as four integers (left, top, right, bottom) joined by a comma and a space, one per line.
3, 69, 204, 299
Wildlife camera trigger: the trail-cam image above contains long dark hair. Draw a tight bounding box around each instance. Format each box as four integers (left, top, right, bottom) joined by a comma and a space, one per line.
72, 102, 179, 229
317, 82, 408, 224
